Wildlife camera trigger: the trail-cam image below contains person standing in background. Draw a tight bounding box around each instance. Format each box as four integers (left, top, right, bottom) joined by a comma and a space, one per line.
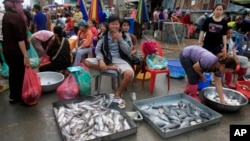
44, 7, 52, 31
2, 0, 31, 104
33, 4, 47, 32
198, 4, 228, 56
23, 6, 33, 31
73, 5, 83, 35
183, 10, 191, 39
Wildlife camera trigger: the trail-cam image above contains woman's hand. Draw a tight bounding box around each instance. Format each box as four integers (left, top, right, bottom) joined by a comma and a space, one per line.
24, 56, 30, 67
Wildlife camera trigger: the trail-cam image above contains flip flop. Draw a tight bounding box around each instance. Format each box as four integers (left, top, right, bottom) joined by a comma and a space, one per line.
0, 85, 9, 93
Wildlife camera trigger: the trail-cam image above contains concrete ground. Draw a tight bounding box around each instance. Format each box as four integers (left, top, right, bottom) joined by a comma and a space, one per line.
0, 37, 250, 141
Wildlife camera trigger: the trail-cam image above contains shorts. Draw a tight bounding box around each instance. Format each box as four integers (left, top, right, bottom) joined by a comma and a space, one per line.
86, 57, 134, 77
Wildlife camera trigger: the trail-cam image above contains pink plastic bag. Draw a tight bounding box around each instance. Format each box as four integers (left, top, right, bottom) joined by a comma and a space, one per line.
22, 67, 42, 105
56, 74, 79, 100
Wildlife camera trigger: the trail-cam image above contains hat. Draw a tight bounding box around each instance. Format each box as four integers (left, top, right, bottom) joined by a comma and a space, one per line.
77, 19, 88, 27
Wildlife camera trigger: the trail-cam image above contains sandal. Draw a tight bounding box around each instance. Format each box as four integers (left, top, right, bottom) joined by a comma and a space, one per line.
0, 85, 9, 93
112, 98, 126, 109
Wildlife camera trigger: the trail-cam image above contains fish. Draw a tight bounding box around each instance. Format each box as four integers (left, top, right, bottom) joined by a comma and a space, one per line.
207, 93, 241, 105
139, 100, 214, 132
180, 120, 190, 128
53, 94, 132, 140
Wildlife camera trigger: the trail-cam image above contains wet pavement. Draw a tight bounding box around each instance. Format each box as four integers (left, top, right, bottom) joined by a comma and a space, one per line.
0, 37, 250, 141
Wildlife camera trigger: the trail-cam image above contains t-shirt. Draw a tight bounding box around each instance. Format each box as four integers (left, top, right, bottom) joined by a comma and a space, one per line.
182, 46, 222, 76
73, 12, 83, 27
33, 12, 47, 31
236, 20, 250, 34
32, 30, 54, 42
202, 17, 228, 46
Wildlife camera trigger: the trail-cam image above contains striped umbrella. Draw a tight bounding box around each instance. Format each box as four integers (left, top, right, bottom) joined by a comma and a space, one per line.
136, 0, 149, 24
89, 0, 105, 23
79, 0, 89, 21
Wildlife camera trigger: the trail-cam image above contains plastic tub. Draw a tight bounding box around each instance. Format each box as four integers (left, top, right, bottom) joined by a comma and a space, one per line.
198, 73, 211, 90
236, 81, 250, 100
167, 59, 185, 79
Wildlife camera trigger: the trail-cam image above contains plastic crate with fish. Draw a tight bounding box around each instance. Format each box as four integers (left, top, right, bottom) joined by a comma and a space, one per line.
167, 59, 185, 79
133, 93, 222, 139
52, 94, 137, 141
236, 81, 250, 101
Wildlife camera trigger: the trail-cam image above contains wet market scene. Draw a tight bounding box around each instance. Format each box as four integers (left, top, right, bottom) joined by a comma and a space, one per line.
1, 0, 250, 141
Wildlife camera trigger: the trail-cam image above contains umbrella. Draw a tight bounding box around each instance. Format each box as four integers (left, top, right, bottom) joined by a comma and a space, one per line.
79, 0, 89, 21
136, 0, 150, 24
89, 0, 106, 23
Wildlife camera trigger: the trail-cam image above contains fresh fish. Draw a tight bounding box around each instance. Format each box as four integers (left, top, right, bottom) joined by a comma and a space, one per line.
162, 123, 180, 130
200, 111, 211, 120
92, 131, 112, 137
162, 105, 170, 113
180, 120, 190, 128
158, 114, 170, 122
123, 119, 130, 130
207, 93, 241, 105
54, 94, 132, 140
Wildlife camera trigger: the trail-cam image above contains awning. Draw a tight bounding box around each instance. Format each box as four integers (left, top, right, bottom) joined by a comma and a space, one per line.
231, 0, 250, 7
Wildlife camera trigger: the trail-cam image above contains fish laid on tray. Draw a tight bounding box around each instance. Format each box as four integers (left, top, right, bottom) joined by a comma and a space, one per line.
53, 95, 131, 141
206, 93, 240, 105
139, 100, 212, 132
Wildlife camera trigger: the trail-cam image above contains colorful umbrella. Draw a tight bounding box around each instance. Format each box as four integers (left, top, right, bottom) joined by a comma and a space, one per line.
89, 0, 106, 23
79, 0, 89, 21
136, 0, 149, 24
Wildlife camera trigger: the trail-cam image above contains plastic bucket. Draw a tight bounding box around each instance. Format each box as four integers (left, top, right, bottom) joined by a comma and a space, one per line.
236, 81, 250, 100
198, 73, 211, 90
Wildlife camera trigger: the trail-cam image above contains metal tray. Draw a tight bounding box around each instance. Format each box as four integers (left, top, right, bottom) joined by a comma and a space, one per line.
133, 93, 222, 139
53, 94, 137, 141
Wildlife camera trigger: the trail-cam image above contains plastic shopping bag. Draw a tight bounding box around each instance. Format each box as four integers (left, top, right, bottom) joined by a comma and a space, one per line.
146, 54, 167, 70
56, 74, 79, 100
40, 53, 51, 67
0, 52, 9, 77
75, 67, 91, 96
27, 44, 40, 68
22, 67, 42, 105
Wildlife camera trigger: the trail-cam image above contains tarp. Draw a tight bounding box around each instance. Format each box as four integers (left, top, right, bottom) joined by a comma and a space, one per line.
79, 0, 89, 20
136, 0, 149, 24
231, 0, 250, 7
89, 0, 106, 23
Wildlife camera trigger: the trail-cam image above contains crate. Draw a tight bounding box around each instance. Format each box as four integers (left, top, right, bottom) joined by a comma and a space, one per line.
133, 93, 222, 139
236, 81, 250, 100
167, 59, 185, 79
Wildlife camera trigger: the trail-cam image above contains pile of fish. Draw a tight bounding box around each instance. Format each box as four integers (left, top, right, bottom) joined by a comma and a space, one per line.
53, 95, 131, 141
206, 93, 241, 105
139, 100, 212, 132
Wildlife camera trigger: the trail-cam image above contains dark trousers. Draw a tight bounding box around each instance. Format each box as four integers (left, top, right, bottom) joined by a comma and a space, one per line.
4, 53, 25, 101
179, 52, 199, 85
74, 26, 79, 35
